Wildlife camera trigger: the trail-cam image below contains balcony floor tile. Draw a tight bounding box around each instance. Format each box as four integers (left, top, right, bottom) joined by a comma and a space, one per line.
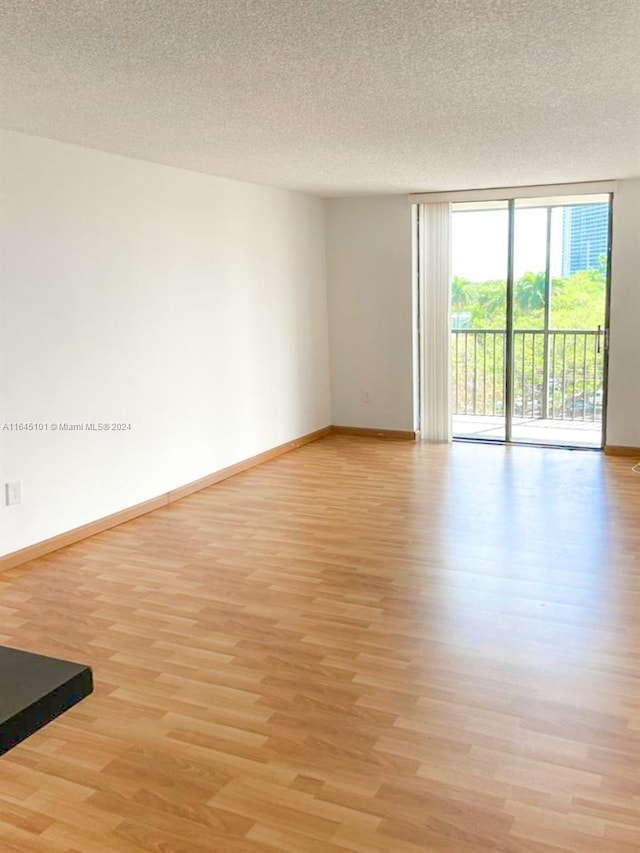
453, 415, 601, 448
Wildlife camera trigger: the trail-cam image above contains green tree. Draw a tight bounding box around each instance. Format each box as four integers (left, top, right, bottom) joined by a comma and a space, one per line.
515, 271, 547, 313
451, 267, 606, 418
452, 276, 470, 312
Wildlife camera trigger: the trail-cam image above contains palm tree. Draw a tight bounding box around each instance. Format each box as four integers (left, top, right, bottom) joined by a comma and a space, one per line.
452, 276, 470, 313
515, 271, 547, 312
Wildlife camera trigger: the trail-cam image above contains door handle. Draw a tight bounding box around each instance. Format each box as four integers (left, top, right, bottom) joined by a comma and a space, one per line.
597, 325, 609, 354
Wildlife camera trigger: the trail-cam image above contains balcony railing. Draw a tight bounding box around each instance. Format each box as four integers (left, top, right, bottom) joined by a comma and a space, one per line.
452, 330, 604, 421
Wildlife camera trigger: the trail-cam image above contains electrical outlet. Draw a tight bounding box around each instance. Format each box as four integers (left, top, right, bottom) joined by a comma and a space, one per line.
5, 481, 22, 506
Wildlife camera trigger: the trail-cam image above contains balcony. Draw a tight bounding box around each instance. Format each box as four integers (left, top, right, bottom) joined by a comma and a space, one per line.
452, 329, 604, 447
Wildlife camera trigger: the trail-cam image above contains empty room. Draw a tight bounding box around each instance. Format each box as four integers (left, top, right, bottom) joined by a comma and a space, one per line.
1, 2, 640, 852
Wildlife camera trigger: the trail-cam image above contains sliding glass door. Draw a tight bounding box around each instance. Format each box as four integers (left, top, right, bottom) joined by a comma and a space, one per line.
451, 193, 610, 448
510, 201, 549, 443
451, 201, 509, 441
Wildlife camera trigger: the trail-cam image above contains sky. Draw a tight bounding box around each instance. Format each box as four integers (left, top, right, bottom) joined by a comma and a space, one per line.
452, 207, 563, 281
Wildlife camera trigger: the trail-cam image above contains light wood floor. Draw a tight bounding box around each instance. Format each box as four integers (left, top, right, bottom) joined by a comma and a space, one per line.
1, 435, 639, 853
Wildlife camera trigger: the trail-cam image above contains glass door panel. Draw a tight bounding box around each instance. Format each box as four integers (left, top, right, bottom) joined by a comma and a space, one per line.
511, 203, 550, 443
451, 202, 508, 442
549, 202, 608, 446
510, 197, 609, 447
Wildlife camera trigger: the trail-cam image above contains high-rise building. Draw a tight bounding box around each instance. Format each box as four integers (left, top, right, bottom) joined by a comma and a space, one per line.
561, 203, 609, 276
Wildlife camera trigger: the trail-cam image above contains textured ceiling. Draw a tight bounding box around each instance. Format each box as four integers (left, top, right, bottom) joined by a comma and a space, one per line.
1, 0, 639, 195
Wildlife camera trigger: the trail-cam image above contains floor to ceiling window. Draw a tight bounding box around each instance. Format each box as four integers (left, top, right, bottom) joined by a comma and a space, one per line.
450, 194, 611, 448
413, 183, 613, 448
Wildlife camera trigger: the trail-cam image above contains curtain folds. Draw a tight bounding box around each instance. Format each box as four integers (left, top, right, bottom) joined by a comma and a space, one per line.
420, 202, 452, 442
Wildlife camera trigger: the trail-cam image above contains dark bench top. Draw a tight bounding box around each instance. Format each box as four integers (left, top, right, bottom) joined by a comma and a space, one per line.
0, 645, 93, 757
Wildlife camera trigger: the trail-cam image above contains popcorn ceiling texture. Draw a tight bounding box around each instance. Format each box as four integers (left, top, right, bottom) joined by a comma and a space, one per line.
1, 0, 638, 195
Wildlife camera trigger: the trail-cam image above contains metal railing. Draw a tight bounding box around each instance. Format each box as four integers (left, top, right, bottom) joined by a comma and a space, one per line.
452, 330, 604, 421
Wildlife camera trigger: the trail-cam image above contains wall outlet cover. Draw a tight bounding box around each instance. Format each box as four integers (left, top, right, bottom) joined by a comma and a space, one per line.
5, 481, 22, 506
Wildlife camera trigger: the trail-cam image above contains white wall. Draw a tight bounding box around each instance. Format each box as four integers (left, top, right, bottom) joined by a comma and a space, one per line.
0, 131, 330, 556
325, 181, 640, 447
325, 196, 414, 431
606, 178, 640, 447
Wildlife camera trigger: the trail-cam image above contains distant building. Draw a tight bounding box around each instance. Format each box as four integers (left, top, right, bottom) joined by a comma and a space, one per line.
561, 203, 609, 276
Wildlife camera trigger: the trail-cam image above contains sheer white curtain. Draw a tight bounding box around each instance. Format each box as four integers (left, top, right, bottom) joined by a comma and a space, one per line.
419, 202, 452, 442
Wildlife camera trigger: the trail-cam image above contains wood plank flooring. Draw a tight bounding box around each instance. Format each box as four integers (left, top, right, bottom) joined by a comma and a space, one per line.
1, 435, 639, 852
